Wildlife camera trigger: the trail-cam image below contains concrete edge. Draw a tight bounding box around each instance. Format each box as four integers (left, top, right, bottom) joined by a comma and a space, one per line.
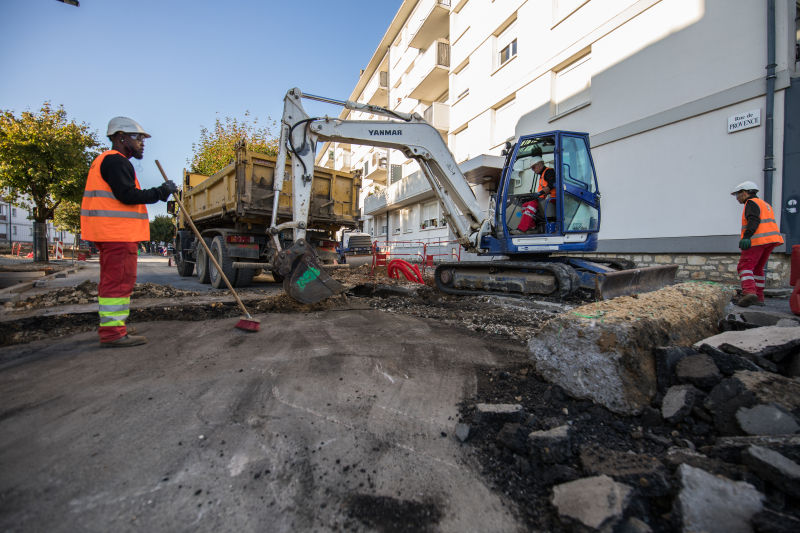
0, 265, 85, 295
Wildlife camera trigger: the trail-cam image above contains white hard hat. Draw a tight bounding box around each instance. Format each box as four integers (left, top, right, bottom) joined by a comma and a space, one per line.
107, 116, 151, 138
731, 181, 759, 195
529, 156, 543, 166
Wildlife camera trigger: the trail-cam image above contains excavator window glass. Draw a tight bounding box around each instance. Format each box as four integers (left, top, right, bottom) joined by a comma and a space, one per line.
504, 135, 556, 233
563, 194, 599, 231
561, 136, 596, 193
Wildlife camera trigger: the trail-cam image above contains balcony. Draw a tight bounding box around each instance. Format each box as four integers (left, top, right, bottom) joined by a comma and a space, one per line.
408, 39, 450, 101
364, 169, 434, 215
362, 150, 388, 183
423, 102, 449, 133
335, 150, 352, 172
408, 0, 451, 49
362, 70, 389, 106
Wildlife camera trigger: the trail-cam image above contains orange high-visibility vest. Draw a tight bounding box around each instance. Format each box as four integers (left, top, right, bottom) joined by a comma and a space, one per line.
81, 150, 150, 243
741, 198, 783, 246
537, 167, 557, 198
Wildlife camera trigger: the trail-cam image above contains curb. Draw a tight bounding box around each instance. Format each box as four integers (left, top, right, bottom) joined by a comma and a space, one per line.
0, 265, 85, 299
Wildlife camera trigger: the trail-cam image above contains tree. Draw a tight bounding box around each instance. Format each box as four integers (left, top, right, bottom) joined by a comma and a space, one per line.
53, 200, 81, 234
188, 111, 279, 175
0, 102, 102, 261
149, 215, 175, 245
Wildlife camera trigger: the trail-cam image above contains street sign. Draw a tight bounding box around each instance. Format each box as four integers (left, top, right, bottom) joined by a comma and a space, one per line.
728, 108, 761, 133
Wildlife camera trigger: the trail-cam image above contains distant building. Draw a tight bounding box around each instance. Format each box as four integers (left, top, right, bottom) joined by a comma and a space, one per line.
0, 193, 76, 247
318, 0, 799, 284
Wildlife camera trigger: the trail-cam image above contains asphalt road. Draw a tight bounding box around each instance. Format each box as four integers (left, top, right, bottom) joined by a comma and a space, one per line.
0, 309, 523, 532
18, 254, 285, 299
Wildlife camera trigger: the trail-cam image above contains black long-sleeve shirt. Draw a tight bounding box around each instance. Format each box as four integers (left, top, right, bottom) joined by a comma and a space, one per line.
742, 198, 761, 239
100, 153, 170, 205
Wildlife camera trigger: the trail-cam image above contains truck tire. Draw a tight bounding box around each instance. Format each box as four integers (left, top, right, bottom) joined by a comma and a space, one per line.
234, 268, 255, 288
175, 240, 194, 277
209, 236, 237, 289
196, 237, 213, 284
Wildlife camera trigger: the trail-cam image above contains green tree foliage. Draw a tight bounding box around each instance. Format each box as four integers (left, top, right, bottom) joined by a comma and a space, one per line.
0, 102, 102, 223
53, 200, 81, 233
188, 112, 279, 176
149, 214, 175, 245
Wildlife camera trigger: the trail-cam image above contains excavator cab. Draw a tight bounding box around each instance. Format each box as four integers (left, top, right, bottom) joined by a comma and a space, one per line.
483, 131, 601, 254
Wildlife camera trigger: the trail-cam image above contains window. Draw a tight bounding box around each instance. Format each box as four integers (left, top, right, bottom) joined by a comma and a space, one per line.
391, 164, 402, 184
0, 205, 3, 214
454, 64, 470, 100
328, 149, 334, 161
422, 201, 439, 228
11, 208, 16, 217
364, 161, 370, 176
402, 209, 411, 232
392, 211, 401, 234
494, 99, 517, 145
12, 226, 17, 235
29, 227, 33, 236
555, 54, 591, 116
380, 215, 388, 235
499, 40, 517, 66
561, 136, 596, 193
497, 22, 517, 68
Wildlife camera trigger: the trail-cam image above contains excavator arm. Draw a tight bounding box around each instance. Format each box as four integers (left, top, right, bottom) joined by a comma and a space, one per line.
270, 88, 489, 255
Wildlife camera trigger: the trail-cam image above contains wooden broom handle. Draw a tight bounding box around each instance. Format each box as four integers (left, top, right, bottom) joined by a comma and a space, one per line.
155, 160, 251, 318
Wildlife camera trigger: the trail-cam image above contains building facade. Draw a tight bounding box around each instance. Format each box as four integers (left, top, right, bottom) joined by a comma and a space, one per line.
317, 0, 799, 285
0, 200, 75, 248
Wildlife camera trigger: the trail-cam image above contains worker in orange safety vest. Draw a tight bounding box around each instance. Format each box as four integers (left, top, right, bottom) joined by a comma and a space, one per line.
81, 117, 178, 347
513, 157, 556, 235
731, 181, 784, 308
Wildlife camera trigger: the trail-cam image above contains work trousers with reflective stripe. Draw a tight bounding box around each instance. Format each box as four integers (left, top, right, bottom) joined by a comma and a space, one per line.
517, 200, 540, 232
737, 242, 778, 301
96, 242, 138, 342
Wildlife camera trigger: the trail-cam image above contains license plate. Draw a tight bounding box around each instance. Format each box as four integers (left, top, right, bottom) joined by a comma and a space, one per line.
517, 245, 559, 251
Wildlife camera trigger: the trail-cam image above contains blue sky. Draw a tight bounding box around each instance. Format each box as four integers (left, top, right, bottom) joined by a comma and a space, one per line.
0, 0, 400, 219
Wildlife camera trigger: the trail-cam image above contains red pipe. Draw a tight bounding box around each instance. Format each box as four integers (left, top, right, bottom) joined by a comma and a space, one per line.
388, 259, 424, 284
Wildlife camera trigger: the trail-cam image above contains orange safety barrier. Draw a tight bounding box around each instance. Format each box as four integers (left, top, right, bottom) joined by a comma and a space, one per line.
371, 239, 426, 277
419, 239, 462, 275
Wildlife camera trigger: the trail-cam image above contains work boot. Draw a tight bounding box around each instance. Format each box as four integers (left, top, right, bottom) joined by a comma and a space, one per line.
125, 326, 138, 335
737, 293, 759, 308
101, 335, 148, 348
509, 229, 522, 235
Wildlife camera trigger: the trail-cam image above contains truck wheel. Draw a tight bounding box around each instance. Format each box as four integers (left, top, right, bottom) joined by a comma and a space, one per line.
196, 237, 213, 284
234, 268, 255, 288
175, 241, 194, 277
209, 236, 237, 289
271, 268, 285, 283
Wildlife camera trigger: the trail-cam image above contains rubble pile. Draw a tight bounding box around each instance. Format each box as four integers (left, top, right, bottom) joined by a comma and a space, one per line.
130, 282, 200, 299
10, 280, 99, 310
458, 305, 800, 532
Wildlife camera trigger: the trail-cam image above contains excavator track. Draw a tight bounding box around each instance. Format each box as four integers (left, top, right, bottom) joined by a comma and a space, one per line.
434, 261, 581, 299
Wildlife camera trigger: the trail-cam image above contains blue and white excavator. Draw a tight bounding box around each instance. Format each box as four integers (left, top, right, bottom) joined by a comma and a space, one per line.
269, 88, 678, 304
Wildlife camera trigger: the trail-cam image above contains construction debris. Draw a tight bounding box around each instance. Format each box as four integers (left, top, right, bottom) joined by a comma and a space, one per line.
528, 282, 735, 415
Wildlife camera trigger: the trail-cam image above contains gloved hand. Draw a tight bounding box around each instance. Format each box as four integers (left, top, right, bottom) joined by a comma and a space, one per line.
163, 180, 179, 194
739, 238, 751, 250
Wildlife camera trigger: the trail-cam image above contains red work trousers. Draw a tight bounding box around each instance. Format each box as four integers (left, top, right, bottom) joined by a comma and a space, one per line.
517, 200, 540, 232
737, 242, 778, 302
96, 242, 138, 342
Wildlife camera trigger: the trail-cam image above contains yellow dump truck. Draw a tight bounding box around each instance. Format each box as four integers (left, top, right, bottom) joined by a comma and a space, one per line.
169, 143, 360, 288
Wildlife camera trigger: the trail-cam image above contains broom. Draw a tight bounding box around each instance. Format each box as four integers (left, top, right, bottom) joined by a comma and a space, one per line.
155, 161, 260, 332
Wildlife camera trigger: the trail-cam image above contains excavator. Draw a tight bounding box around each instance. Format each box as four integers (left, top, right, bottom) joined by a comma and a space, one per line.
268, 88, 678, 304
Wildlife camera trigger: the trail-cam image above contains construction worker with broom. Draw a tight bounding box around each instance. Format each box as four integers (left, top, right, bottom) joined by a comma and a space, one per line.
81, 117, 178, 347
731, 181, 784, 308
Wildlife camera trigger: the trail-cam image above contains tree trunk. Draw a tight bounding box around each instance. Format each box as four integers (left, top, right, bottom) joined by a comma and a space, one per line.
33, 222, 48, 263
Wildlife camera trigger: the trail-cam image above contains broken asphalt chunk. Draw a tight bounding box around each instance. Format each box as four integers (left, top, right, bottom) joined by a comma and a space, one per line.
661, 384, 702, 423
742, 445, 800, 498
473, 403, 523, 425
551, 474, 632, 533
672, 464, 764, 533
528, 425, 571, 464
735, 404, 800, 436
675, 353, 722, 390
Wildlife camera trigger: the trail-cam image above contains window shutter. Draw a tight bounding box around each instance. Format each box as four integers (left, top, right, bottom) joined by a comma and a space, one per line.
494, 99, 517, 144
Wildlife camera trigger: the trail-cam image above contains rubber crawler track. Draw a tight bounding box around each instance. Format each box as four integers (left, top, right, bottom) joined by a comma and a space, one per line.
434, 261, 581, 300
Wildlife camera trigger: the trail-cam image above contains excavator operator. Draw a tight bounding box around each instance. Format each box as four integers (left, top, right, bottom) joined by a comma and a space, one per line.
512, 157, 556, 235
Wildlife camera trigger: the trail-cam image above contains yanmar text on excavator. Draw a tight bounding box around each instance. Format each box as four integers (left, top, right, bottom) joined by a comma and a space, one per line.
268, 87, 678, 304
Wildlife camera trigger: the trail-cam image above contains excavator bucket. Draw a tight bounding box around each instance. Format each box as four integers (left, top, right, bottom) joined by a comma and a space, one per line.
284, 251, 347, 304
595, 265, 679, 301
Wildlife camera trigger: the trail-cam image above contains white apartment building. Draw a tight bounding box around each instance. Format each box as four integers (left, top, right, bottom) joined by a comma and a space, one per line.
318, 0, 800, 277
0, 200, 75, 248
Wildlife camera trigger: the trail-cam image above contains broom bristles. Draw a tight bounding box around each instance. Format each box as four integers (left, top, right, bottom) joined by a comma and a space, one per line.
235, 316, 260, 332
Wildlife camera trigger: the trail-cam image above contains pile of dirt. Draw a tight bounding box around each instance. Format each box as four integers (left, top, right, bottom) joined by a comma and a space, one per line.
131, 282, 201, 299
330, 263, 435, 288
12, 280, 99, 310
